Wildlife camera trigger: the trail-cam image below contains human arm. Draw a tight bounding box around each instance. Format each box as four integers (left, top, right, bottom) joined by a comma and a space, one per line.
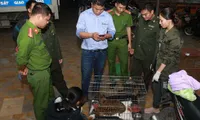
131, 16, 141, 50
159, 34, 182, 68
16, 29, 33, 75
76, 13, 97, 39
126, 14, 133, 53
98, 14, 116, 41
150, 24, 161, 70
51, 22, 63, 62
153, 31, 182, 82
126, 26, 132, 51
56, 37, 63, 64
106, 14, 116, 40
152, 63, 166, 82
76, 13, 102, 41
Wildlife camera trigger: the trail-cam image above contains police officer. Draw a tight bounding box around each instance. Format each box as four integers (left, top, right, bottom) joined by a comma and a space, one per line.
16, 3, 53, 120
145, 7, 183, 114
130, 3, 160, 90
13, 0, 68, 98
107, 0, 133, 78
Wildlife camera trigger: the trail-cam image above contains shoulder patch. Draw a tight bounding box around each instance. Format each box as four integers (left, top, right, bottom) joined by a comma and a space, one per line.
124, 9, 131, 14
28, 28, 33, 38
33, 28, 39, 34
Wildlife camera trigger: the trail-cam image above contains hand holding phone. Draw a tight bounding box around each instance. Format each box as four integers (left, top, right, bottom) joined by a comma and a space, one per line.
99, 34, 105, 37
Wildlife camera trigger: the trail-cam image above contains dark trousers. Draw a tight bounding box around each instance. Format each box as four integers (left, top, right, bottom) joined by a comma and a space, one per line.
152, 77, 168, 108
81, 49, 107, 96
51, 59, 68, 98
130, 56, 153, 90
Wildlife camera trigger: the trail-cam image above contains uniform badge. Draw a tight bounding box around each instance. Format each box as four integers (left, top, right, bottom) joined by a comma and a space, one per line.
28, 28, 33, 38
149, 25, 155, 28
107, 9, 115, 15
33, 28, 39, 34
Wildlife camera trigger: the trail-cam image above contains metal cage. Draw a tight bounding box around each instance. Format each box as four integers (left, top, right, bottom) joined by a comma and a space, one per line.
88, 76, 147, 120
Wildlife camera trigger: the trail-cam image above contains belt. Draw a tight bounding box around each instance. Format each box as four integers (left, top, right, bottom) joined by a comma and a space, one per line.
114, 35, 127, 40
82, 49, 107, 52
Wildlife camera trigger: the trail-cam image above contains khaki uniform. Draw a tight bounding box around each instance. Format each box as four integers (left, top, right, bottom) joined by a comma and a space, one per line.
16, 20, 53, 120
108, 8, 133, 76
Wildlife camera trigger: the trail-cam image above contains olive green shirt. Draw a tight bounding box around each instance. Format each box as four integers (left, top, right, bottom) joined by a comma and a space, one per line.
156, 27, 183, 78
16, 20, 52, 70
108, 8, 133, 37
42, 21, 62, 60
133, 15, 160, 60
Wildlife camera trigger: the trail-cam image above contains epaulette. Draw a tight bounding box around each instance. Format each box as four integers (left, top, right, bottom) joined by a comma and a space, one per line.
28, 28, 39, 38
33, 28, 39, 34
124, 9, 131, 14
107, 9, 115, 15
28, 28, 33, 38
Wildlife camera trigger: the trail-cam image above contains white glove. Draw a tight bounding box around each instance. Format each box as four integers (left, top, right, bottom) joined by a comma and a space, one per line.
152, 71, 161, 82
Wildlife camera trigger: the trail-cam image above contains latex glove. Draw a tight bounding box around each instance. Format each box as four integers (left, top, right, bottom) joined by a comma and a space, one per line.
152, 71, 161, 82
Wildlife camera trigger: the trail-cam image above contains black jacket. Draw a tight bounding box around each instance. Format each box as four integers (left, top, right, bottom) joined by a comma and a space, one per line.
46, 100, 86, 120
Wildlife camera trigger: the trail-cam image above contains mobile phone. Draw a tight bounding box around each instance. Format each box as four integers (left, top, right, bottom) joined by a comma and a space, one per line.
99, 34, 105, 37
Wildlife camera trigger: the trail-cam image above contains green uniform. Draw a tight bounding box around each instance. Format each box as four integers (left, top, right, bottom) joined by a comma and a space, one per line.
16, 20, 53, 120
156, 27, 183, 79
133, 16, 160, 60
42, 21, 62, 60
42, 21, 68, 98
131, 15, 160, 89
108, 8, 133, 76
152, 27, 183, 108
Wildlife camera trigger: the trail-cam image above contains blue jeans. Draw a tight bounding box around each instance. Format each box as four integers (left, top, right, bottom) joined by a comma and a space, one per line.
81, 49, 107, 96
